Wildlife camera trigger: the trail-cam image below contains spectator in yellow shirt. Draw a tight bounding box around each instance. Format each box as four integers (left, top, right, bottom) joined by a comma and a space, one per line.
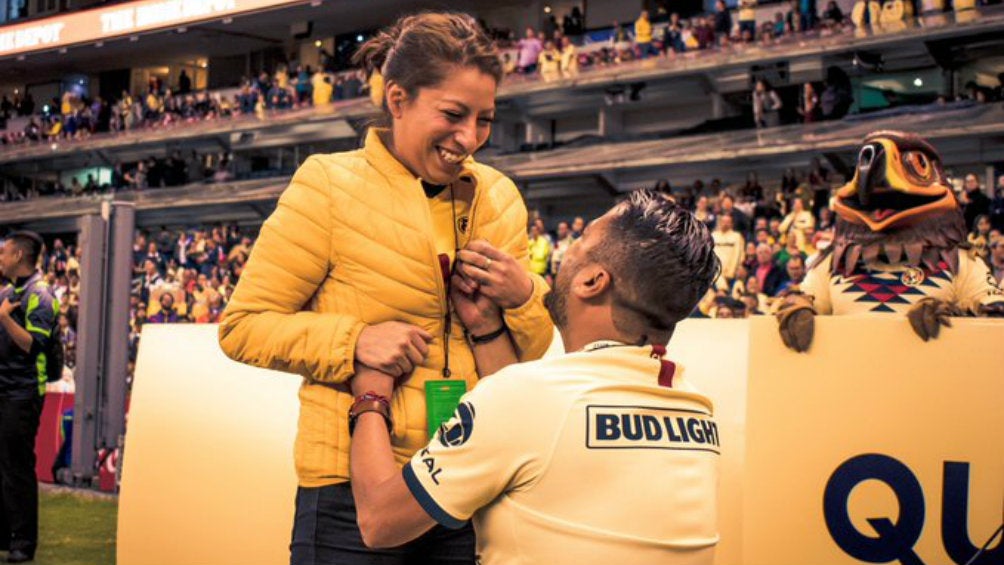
538, 40, 562, 81
559, 36, 579, 78
634, 10, 656, 59
528, 223, 553, 277
311, 70, 333, 106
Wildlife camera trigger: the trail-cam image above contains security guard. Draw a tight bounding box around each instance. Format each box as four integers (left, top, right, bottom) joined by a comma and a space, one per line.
0, 231, 58, 564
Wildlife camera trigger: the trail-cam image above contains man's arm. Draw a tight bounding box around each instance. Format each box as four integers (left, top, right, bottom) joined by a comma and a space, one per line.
349, 368, 437, 548
0, 298, 32, 353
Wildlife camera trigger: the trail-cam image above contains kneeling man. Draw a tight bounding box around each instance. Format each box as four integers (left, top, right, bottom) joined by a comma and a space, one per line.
349, 190, 723, 565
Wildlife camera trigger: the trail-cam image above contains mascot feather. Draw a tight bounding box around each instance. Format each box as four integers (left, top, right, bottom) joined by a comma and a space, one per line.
777, 131, 1004, 351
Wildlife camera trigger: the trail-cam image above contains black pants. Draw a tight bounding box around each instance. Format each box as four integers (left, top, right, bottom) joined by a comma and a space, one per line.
290, 482, 476, 565
0, 396, 43, 555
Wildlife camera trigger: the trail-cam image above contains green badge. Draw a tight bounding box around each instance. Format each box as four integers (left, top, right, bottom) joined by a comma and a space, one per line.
425, 380, 468, 438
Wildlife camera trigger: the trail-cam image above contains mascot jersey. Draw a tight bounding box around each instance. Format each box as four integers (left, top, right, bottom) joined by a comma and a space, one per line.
403, 344, 719, 565
803, 250, 1004, 314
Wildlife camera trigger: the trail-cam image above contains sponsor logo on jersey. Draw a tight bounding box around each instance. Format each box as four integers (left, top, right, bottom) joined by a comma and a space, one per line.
586, 405, 720, 453
438, 401, 476, 447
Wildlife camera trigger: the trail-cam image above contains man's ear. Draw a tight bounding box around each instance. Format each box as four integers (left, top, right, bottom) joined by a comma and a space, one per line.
572, 264, 611, 300
385, 82, 407, 119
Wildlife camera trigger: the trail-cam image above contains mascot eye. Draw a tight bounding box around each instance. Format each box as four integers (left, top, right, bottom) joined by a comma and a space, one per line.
903, 151, 933, 181
858, 146, 876, 168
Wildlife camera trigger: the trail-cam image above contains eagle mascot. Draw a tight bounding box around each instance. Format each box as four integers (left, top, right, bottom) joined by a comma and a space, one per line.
777, 131, 1004, 351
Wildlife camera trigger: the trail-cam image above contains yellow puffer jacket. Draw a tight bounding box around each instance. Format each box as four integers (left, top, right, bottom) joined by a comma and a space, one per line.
219, 129, 553, 487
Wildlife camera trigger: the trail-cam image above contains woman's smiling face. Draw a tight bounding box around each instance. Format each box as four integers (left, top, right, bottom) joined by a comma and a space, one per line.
385, 66, 497, 185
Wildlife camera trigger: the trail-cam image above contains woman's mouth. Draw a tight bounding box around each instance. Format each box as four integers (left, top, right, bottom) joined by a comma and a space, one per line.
437, 146, 467, 165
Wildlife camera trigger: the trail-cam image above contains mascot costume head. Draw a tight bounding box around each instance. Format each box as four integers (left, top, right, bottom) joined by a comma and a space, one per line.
776, 131, 1004, 352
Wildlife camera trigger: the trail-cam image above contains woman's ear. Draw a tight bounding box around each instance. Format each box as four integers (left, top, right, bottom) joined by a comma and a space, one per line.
385, 82, 407, 119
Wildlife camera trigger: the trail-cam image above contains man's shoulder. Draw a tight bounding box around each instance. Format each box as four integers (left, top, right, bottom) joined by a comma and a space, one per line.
472, 356, 576, 400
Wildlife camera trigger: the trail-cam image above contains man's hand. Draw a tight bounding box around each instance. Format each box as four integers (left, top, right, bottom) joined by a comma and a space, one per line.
456, 240, 533, 310
355, 322, 433, 378
0, 298, 20, 319
450, 273, 503, 336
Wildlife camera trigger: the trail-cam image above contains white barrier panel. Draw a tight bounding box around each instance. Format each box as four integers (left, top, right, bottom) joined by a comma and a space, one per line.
668, 316, 1003, 565
118, 324, 299, 565
120, 318, 1003, 565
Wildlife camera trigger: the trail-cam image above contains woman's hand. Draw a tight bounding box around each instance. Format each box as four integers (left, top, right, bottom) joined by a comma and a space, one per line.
456, 240, 533, 310
450, 272, 503, 336
354, 321, 433, 378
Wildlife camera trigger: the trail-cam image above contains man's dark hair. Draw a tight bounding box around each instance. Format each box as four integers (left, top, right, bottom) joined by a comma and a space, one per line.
589, 189, 721, 340
6, 230, 43, 268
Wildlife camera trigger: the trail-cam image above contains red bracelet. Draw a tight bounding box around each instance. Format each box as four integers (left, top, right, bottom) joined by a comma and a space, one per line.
348, 392, 392, 436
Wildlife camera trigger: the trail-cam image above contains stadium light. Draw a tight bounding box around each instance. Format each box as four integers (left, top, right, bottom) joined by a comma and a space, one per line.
544, 5, 552, 14
913, 78, 923, 87
314, 40, 322, 47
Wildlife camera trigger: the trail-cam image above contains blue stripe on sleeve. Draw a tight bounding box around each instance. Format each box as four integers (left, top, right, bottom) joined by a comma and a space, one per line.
402, 463, 466, 530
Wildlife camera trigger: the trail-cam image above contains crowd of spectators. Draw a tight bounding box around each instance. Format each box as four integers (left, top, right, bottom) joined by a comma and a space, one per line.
3, 5, 1004, 203
0, 65, 369, 148
526, 166, 1004, 319
499, 1, 854, 83
16, 166, 1004, 392
25, 223, 259, 391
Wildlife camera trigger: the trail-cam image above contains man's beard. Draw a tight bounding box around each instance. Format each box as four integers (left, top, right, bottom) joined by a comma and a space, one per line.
544, 263, 576, 330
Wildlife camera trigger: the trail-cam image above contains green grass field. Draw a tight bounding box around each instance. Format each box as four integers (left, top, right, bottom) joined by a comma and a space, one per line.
17, 487, 118, 565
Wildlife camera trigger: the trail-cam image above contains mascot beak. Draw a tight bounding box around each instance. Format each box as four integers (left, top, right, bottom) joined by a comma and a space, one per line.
855, 143, 885, 209
834, 131, 957, 232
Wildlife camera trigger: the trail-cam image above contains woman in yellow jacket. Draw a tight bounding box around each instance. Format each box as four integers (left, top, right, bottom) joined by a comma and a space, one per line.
218, 12, 553, 565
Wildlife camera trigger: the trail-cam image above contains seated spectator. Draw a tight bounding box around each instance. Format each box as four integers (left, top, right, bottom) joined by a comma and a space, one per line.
779, 198, 815, 245
713, 214, 746, 290
149, 292, 181, 323
753, 243, 787, 296
990, 238, 1004, 283
776, 254, 807, 295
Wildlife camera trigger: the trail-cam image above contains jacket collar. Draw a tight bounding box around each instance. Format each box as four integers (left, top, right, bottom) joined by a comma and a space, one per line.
362, 128, 478, 188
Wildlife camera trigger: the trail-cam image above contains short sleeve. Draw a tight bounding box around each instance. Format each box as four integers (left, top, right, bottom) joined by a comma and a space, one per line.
955, 252, 1004, 312
403, 373, 544, 528
25, 290, 56, 341
801, 254, 832, 314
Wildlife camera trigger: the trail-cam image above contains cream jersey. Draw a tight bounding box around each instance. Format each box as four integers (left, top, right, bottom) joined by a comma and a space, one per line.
404, 344, 720, 565
803, 249, 1004, 315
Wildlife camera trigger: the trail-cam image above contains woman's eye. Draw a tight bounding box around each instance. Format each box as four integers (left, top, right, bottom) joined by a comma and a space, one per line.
478, 117, 495, 125
443, 111, 463, 121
